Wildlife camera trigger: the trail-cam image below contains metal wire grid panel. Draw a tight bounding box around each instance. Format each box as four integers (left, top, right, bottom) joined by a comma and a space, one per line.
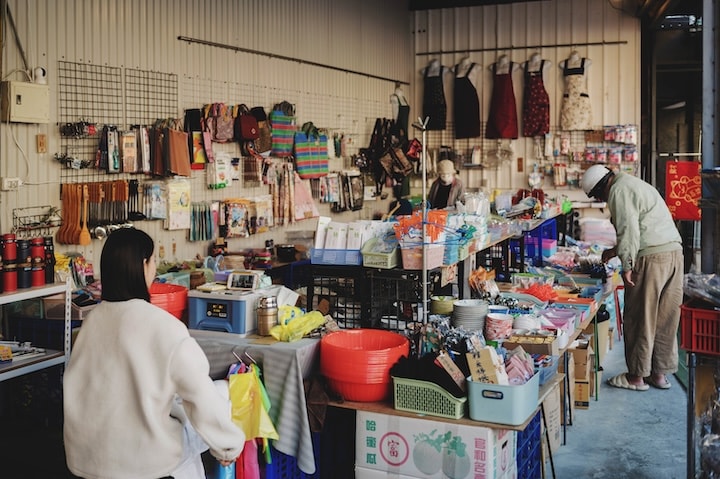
125, 68, 179, 127
58, 62, 123, 183
58, 62, 178, 184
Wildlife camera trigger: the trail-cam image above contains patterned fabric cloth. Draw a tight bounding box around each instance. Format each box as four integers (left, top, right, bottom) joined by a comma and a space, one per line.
560, 58, 593, 131
453, 62, 481, 139
485, 62, 518, 139
522, 60, 550, 137
422, 68, 447, 130
191, 331, 321, 475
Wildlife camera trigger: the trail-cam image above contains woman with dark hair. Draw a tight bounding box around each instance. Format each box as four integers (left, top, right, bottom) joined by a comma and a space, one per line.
63, 228, 244, 479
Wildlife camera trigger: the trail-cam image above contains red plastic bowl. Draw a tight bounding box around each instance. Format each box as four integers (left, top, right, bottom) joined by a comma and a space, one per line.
326, 378, 391, 402
320, 329, 409, 384
149, 282, 188, 319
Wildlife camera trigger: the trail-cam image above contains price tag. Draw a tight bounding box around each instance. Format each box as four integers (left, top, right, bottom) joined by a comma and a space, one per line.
435, 350, 466, 391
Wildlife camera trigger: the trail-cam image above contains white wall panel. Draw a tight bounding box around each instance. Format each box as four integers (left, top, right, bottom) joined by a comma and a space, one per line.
410, 0, 640, 198
0, 0, 638, 272
0, 0, 411, 269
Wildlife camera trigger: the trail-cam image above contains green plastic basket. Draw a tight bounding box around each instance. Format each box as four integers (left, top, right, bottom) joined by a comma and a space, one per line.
392, 376, 466, 419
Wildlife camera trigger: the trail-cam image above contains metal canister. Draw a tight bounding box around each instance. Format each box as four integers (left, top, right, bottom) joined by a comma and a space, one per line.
2, 233, 17, 264
30, 237, 45, 287
44, 236, 56, 284
16, 239, 31, 289
256, 296, 278, 336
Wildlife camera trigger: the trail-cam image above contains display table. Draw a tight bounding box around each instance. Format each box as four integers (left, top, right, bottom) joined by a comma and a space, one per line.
190, 330, 320, 474
330, 372, 563, 431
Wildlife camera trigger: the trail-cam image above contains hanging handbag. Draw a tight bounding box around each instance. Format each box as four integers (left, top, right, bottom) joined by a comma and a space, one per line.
379, 146, 413, 180
294, 129, 329, 179
235, 104, 260, 141
406, 138, 423, 161
205, 103, 235, 143
270, 109, 295, 157
250, 106, 272, 153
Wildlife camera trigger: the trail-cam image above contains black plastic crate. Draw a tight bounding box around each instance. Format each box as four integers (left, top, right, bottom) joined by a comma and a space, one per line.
308, 265, 370, 328
368, 269, 441, 331
267, 259, 313, 290
475, 237, 524, 283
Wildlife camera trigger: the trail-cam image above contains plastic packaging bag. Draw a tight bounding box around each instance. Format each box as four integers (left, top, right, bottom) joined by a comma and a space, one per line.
270, 310, 326, 342
228, 364, 279, 441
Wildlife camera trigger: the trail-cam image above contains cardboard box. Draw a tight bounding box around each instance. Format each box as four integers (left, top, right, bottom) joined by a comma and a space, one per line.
43, 294, 98, 321
503, 335, 559, 356
575, 380, 591, 409
568, 341, 594, 380
355, 465, 518, 479
541, 382, 562, 454
356, 411, 517, 479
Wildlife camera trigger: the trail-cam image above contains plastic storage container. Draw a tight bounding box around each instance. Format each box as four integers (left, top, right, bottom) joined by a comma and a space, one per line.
399, 243, 443, 270
466, 372, 540, 426
680, 299, 720, 356
392, 376, 467, 419
188, 289, 260, 335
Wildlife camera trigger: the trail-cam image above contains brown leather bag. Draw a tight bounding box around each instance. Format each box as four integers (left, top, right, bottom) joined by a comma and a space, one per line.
379, 146, 413, 180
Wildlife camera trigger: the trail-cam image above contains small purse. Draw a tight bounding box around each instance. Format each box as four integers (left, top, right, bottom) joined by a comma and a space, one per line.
406, 138, 423, 161
250, 106, 272, 153
235, 104, 260, 141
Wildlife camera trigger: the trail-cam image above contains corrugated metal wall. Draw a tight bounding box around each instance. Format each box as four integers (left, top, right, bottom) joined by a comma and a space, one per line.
410, 0, 641, 195
0, 0, 412, 266
0, 0, 640, 270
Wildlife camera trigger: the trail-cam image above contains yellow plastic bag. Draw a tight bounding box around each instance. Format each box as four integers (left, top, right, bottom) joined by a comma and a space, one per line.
270, 310, 325, 342
228, 364, 279, 441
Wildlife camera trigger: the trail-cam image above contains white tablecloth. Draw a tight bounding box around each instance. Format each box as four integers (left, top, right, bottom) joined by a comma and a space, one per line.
190, 330, 320, 474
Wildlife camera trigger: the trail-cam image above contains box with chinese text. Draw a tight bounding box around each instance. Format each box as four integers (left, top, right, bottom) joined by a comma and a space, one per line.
356, 411, 516, 479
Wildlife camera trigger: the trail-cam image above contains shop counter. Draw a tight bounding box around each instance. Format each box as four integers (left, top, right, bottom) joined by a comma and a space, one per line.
190, 330, 320, 474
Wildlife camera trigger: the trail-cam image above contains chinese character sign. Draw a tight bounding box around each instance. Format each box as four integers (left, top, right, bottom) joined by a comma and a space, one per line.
666, 160, 701, 221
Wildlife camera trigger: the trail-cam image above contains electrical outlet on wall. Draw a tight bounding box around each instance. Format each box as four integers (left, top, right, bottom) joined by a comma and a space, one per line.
1, 177, 23, 190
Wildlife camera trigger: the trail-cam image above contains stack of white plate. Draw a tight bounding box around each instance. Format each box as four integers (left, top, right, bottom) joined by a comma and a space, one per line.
452, 299, 489, 332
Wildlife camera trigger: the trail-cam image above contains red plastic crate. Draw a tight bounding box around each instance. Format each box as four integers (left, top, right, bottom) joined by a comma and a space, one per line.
680, 300, 720, 356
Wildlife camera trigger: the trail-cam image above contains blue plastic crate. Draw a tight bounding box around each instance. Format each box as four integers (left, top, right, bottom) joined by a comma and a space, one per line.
517, 456, 542, 479
266, 433, 321, 479
517, 410, 541, 450
535, 355, 560, 386
310, 248, 362, 265
517, 410, 542, 479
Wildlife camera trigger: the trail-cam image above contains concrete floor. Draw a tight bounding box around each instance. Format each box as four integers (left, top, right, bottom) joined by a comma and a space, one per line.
552, 333, 688, 479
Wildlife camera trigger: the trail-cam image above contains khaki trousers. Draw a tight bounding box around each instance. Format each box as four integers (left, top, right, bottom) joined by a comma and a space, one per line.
623, 249, 684, 377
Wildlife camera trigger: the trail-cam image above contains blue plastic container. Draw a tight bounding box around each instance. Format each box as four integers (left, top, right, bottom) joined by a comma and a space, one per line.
187, 289, 259, 334
467, 372, 540, 426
